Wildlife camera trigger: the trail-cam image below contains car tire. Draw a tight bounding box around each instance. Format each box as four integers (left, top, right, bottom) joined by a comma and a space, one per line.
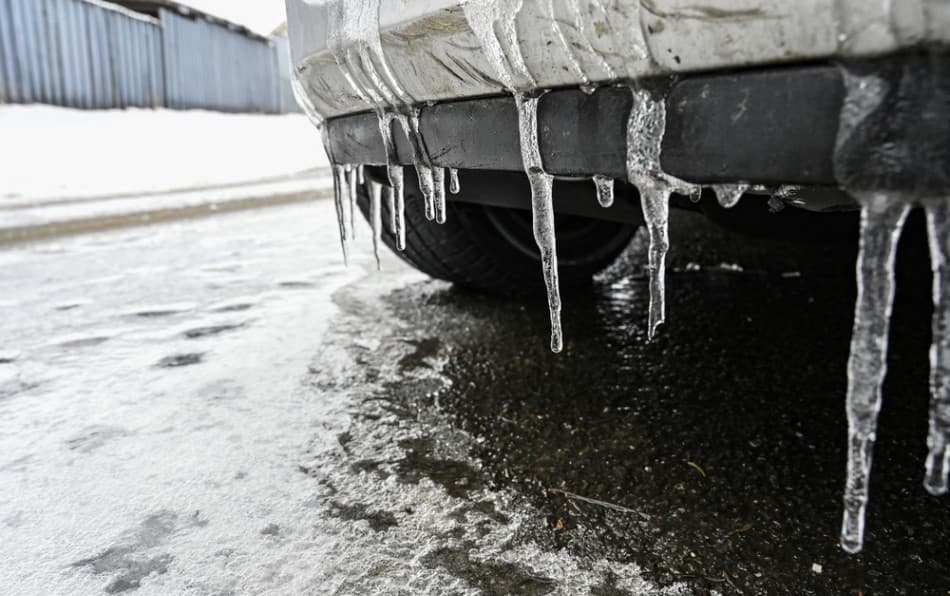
357, 168, 637, 294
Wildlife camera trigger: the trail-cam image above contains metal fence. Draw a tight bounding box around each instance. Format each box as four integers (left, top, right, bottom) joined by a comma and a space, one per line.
161, 8, 279, 113
0, 0, 164, 108
0, 0, 294, 113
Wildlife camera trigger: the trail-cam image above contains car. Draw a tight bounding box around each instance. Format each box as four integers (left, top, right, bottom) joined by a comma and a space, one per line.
285, 0, 950, 555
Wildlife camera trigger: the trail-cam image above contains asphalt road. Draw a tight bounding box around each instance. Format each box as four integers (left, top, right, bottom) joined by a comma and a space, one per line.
1, 195, 948, 595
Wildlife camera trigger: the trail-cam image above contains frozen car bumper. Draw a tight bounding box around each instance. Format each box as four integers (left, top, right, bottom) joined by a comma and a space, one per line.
287, 0, 950, 119
287, 1, 950, 212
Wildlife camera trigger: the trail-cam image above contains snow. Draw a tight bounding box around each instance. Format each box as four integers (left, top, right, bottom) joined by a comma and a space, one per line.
0, 177, 333, 239
0, 105, 329, 203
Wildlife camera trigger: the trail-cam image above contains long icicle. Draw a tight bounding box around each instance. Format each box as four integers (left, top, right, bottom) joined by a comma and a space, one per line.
463, 0, 561, 353
924, 199, 950, 495
517, 94, 562, 353
403, 111, 436, 221
346, 165, 358, 241
377, 112, 406, 251
370, 181, 383, 270
433, 167, 447, 224
385, 185, 397, 235
625, 85, 701, 340
332, 165, 350, 266
389, 165, 406, 250
840, 190, 910, 554
640, 183, 671, 339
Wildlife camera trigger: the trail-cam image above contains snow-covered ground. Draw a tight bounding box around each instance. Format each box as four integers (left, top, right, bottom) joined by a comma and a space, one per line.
0, 105, 329, 202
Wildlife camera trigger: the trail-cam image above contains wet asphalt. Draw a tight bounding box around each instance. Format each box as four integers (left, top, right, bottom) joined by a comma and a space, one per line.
2, 195, 949, 595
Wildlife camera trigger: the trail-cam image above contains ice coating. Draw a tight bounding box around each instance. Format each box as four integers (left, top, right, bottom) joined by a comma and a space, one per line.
326, 0, 411, 108
840, 191, 910, 554
518, 95, 563, 353
551, 0, 617, 93
449, 168, 461, 195
567, 0, 616, 80
593, 175, 614, 208
712, 183, 749, 208
925, 199, 950, 495
625, 85, 701, 339
433, 167, 447, 224
547, 0, 589, 90
462, 0, 535, 92
463, 0, 562, 353
370, 180, 383, 270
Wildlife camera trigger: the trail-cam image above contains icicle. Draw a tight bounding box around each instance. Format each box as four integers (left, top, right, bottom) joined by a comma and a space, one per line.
330, 0, 431, 255
924, 199, 950, 496
357, 164, 365, 185
464, 1, 561, 352
389, 165, 406, 251
433, 167, 447, 224
332, 165, 350, 266
420, 167, 436, 221
640, 183, 671, 339
593, 175, 614, 207
840, 191, 910, 554
449, 168, 461, 195
421, 167, 435, 214
712, 183, 749, 209
517, 95, 563, 353
370, 181, 383, 271
385, 185, 397, 235
346, 165, 358, 241
402, 111, 436, 221
625, 85, 701, 339
375, 112, 406, 251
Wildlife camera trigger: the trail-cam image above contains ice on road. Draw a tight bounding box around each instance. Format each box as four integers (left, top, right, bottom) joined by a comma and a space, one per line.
0, 201, 684, 595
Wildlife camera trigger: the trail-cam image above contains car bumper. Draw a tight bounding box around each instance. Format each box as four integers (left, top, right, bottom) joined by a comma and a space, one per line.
287, 0, 950, 119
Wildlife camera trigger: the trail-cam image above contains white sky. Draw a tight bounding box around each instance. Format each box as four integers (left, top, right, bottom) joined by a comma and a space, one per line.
178, 0, 287, 35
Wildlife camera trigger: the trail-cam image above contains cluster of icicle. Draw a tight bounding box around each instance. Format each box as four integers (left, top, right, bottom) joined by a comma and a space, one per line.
305, 0, 801, 353
834, 71, 950, 554
300, 0, 465, 273
294, 0, 949, 555
462, 0, 707, 351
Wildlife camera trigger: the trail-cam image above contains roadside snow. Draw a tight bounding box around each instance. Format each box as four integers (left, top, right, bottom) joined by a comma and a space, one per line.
0, 105, 329, 202
0, 176, 333, 239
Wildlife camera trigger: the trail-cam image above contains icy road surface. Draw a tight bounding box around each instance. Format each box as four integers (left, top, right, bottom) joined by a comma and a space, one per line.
1, 198, 949, 594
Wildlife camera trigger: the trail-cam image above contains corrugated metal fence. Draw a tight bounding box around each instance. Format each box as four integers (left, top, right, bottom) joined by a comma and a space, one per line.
0, 0, 164, 108
161, 8, 278, 113
0, 0, 293, 113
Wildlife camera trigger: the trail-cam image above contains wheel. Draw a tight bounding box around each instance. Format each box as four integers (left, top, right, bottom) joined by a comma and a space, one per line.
357, 167, 637, 294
